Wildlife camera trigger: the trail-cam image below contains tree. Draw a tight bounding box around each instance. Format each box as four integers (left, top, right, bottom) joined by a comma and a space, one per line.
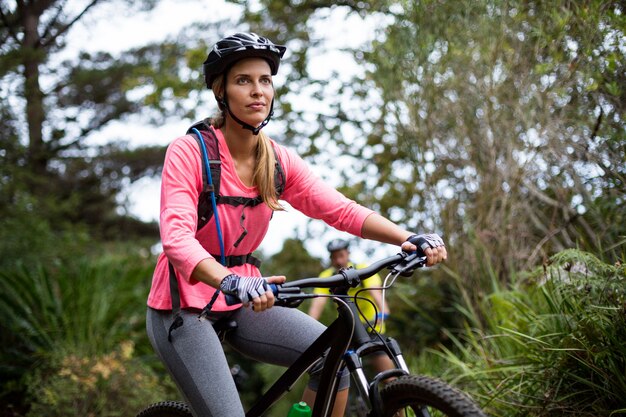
366, 0, 624, 278
242, 0, 625, 286
0, 1, 231, 240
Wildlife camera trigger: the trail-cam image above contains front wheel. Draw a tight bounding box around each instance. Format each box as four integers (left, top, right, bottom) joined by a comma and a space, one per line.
136, 401, 192, 417
376, 375, 486, 417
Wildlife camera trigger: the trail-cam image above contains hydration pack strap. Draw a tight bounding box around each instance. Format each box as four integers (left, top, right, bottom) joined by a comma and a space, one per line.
209, 253, 262, 268
167, 262, 184, 342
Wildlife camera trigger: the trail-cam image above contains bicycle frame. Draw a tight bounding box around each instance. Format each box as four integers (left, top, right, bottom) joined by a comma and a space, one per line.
244, 279, 410, 417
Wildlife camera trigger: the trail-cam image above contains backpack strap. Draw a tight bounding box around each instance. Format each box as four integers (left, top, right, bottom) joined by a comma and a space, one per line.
190, 122, 285, 229
187, 120, 222, 231
167, 262, 184, 342
209, 253, 262, 268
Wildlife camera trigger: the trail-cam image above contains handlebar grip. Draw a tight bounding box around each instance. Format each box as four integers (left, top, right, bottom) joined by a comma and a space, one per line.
224, 293, 239, 306
223, 283, 280, 306
405, 248, 426, 257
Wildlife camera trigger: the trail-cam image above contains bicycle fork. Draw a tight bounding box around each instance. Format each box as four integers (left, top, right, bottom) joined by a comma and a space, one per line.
345, 345, 435, 417
344, 337, 411, 416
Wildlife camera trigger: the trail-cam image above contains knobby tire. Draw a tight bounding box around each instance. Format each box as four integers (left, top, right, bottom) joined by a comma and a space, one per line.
136, 401, 192, 417
376, 375, 486, 417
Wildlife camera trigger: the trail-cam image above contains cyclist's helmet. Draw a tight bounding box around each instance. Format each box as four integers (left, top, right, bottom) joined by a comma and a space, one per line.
327, 238, 349, 253
203, 32, 286, 89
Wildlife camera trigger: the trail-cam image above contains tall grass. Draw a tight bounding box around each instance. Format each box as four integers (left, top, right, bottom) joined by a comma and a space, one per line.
0, 255, 151, 358
0, 251, 169, 415
411, 249, 626, 416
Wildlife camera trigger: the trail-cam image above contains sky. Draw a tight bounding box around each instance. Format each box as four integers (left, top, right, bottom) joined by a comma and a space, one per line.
63, 0, 398, 262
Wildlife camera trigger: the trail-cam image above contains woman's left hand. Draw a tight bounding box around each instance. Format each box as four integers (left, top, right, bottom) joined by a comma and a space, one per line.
401, 233, 447, 267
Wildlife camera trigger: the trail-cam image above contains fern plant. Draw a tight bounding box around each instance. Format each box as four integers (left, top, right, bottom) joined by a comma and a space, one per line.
413, 249, 626, 416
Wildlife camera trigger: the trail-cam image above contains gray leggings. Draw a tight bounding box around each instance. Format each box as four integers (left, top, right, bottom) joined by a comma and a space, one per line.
147, 306, 349, 417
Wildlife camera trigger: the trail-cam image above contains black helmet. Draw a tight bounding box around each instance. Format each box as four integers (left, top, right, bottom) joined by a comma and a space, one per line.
327, 238, 349, 253
203, 32, 286, 89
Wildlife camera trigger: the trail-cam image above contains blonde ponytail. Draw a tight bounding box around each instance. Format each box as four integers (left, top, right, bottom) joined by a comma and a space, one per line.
255, 131, 283, 211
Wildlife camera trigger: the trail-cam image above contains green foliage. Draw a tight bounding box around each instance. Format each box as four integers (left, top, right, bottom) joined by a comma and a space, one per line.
385, 274, 461, 354
365, 0, 625, 276
24, 341, 176, 417
0, 2, 228, 241
45, 141, 164, 240
0, 196, 88, 271
248, 0, 626, 290
416, 250, 626, 416
0, 252, 158, 412
261, 237, 323, 278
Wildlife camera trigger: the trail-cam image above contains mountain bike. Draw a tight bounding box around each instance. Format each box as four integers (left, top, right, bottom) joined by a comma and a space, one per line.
137, 250, 486, 417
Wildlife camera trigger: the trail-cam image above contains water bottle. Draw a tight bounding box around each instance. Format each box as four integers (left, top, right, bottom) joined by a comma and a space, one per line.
287, 401, 312, 417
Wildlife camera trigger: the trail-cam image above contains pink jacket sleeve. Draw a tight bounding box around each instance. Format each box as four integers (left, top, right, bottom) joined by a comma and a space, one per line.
276, 144, 374, 236
159, 135, 213, 281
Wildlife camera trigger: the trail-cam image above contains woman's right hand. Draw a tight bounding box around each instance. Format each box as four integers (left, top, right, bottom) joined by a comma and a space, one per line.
259, 275, 286, 311
220, 274, 285, 311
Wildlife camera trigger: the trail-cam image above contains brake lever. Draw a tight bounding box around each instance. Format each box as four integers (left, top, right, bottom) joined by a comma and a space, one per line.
391, 252, 427, 277
271, 286, 309, 308
274, 294, 306, 308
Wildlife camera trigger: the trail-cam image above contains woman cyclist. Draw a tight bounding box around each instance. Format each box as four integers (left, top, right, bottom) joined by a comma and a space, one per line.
146, 32, 447, 417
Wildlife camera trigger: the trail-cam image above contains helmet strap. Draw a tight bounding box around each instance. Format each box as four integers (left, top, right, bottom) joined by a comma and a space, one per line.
219, 95, 275, 136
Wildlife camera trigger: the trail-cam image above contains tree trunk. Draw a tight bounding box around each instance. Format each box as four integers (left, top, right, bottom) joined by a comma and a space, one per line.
22, 7, 47, 178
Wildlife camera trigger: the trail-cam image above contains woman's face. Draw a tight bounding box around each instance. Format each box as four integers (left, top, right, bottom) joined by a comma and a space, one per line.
224, 57, 274, 128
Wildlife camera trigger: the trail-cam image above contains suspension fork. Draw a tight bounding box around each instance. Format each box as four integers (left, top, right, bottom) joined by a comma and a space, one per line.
344, 350, 371, 406
341, 304, 413, 416
386, 337, 410, 373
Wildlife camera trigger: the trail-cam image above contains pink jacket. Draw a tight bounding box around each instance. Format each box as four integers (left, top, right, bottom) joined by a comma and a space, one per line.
147, 128, 374, 311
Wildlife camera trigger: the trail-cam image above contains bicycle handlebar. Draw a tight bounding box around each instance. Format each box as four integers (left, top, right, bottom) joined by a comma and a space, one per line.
222, 251, 427, 307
